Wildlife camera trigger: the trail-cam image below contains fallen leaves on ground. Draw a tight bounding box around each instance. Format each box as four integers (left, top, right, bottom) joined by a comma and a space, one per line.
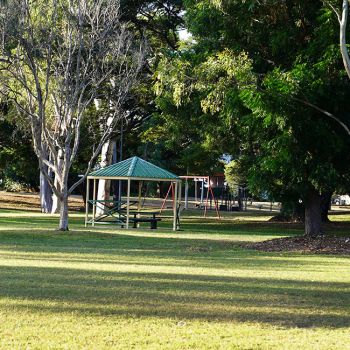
243, 235, 350, 255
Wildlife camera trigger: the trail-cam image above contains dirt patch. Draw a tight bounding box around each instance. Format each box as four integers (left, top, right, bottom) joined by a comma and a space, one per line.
0, 191, 84, 212
244, 235, 350, 255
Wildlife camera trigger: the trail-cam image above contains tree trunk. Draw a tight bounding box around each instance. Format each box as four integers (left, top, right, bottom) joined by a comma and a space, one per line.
51, 192, 60, 213
237, 187, 243, 211
58, 193, 69, 231
320, 191, 332, 223
40, 169, 53, 213
304, 189, 322, 237
39, 146, 53, 213
96, 139, 115, 215
51, 150, 64, 214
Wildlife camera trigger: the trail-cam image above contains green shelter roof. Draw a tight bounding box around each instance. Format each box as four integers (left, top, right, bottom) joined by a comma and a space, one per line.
88, 156, 179, 180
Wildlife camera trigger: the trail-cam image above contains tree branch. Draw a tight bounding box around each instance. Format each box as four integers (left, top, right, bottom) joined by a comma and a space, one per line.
339, 0, 350, 79
293, 96, 350, 136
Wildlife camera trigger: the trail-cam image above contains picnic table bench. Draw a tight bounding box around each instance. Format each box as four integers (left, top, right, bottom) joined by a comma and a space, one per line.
127, 211, 161, 229
87, 200, 161, 229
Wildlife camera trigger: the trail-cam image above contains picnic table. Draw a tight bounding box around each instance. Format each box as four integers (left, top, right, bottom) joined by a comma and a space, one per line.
127, 211, 161, 229
87, 199, 161, 229
87, 199, 137, 224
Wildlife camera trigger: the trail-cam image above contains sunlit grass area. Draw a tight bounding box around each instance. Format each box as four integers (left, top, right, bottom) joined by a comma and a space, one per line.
0, 209, 350, 349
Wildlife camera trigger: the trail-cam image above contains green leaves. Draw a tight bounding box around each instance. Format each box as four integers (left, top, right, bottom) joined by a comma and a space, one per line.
154, 55, 194, 107
150, 0, 350, 201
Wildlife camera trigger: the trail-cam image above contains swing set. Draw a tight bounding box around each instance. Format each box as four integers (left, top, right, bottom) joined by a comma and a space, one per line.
160, 175, 221, 220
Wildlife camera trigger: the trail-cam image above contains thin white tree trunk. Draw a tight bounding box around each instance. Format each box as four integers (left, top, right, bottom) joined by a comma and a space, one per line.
39, 145, 53, 213
51, 180, 60, 213
96, 111, 116, 215
340, 0, 350, 79
40, 170, 53, 213
96, 139, 115, 214
51, 150, 63, 214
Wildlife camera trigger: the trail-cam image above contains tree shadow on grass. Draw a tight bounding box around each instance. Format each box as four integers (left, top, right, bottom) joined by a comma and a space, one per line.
0, 265, 349, 329
0, 213, 304, 238
1, 212, 350, 329
0, 228, 347, 269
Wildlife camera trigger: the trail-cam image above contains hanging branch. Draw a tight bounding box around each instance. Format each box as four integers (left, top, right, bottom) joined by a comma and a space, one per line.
325, 0, 350, 79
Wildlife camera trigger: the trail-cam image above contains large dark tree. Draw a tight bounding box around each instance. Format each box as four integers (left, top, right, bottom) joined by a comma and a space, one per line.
152, 0, 350, 236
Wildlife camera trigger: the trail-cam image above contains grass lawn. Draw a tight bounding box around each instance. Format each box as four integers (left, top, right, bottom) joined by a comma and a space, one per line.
0, 209, 350, 349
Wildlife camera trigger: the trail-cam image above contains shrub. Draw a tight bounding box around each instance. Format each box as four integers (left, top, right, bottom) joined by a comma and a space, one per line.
2, 178, 31, 192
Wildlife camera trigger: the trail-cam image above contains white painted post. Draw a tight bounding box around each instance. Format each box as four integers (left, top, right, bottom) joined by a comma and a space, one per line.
126, 178, 131, 229
137, 181, 142, 228
178, 180, 182, 230
184, 179, 188, 209
85, 178, 90, 227
173, 181, 178, 231
195, 180, 197, 202
200, 179, 204, 206
92, 179, 97, 227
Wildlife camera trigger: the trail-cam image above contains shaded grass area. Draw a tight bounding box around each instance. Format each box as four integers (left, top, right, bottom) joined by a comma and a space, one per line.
0, 209, 350, 349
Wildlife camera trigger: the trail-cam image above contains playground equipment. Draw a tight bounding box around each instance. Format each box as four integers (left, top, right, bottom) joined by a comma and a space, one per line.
218, 185, 249, 211
161, 176, 221, 220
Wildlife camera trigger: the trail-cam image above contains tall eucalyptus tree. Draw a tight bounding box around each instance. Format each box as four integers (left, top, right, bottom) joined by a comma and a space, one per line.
0, 0, 145, 230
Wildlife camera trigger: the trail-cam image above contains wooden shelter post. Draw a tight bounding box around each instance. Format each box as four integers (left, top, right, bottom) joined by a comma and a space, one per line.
195, 180, 197, 202
137, 181, 142, 227
85, 178, 90, 227
126, 178, 131, 229
92, 179, 97, 226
